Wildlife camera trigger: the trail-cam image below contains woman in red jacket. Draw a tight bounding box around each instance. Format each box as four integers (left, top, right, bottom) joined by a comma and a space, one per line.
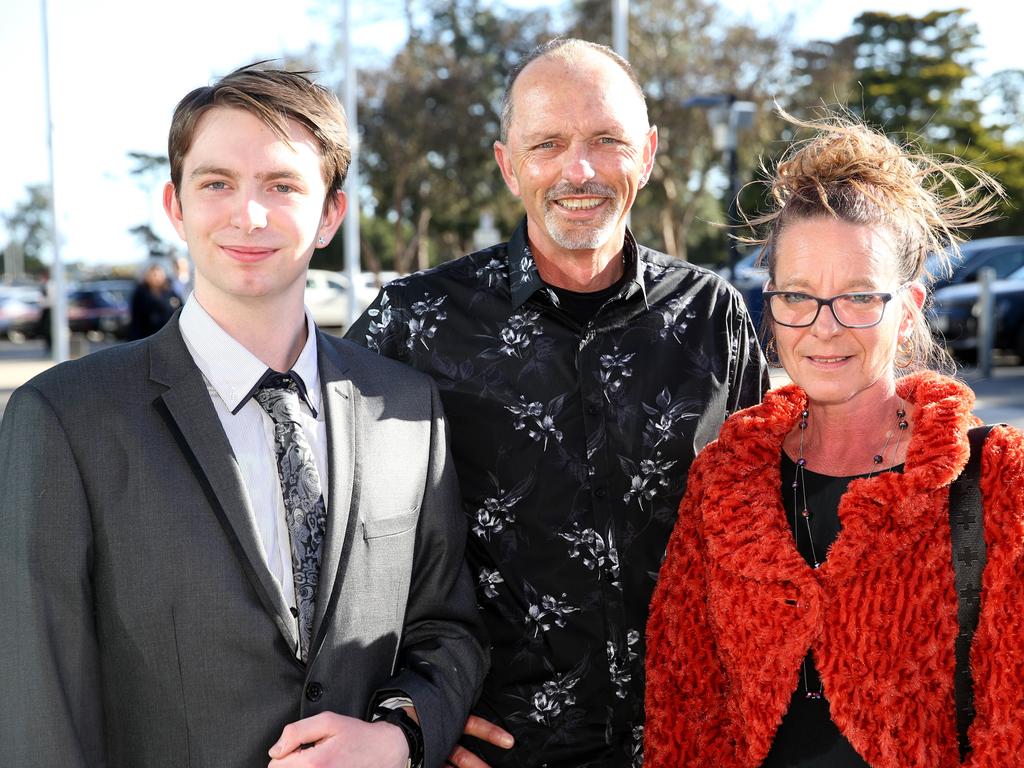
644, 113, 1024, 768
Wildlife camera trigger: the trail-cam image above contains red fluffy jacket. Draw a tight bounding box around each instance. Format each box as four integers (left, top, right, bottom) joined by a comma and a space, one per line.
645, 372, 1024, 767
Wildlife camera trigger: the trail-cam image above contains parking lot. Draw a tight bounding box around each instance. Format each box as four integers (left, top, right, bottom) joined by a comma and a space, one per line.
3, 338, 1023, 429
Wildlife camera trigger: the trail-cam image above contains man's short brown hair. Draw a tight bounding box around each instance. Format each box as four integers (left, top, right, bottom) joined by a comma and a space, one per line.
168, 63, 350, 209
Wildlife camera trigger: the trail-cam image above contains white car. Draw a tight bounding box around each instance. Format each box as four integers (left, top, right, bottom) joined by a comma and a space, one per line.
304, 269, 391, 330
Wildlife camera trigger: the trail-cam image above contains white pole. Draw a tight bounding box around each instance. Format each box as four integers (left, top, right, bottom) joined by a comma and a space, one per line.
343, 0, 362, 329
41, 0, 69, 362
977, 266, 995, 379
612, 0, 629, 59
613, 0, 630, 229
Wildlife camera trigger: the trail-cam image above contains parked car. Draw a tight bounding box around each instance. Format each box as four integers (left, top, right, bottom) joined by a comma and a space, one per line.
0, 286, 44, 343
720, 248, 768, 332
37, 283, 132, 346
928, 262, 1024, 361
926, 236, 1024, 290
304, 269, 387, 330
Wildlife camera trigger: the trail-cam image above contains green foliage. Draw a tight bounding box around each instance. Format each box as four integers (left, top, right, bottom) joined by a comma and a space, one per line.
303, 1, 1023, 271
1, 184, 53, 275
567, 0, 792, 263
354, 0, 551, 271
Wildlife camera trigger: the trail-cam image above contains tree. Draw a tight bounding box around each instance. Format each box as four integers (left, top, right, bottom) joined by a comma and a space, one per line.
1, 184, 53, 276
354, 0, 551, 271
845, 10, 1023, 236
569, 0, 793, 263
127, 151, 177, 260
850, 10, 980, 142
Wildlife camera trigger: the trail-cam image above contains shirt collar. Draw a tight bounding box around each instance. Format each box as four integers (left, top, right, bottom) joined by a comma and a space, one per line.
508, 217, 647, 310
179, 293, 321, 417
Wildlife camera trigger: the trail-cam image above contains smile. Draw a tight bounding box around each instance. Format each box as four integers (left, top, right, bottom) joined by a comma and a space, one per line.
555, 197, 606, 211
808, 356, 850, 364
220, 245, 277, 263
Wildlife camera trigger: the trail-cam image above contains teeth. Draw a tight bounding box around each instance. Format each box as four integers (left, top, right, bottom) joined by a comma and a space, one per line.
557, 198, 603, 210
814, 357, 846, 363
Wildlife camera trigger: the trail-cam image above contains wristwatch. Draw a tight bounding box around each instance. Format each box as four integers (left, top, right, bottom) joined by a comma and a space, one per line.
377, 707, 424, 768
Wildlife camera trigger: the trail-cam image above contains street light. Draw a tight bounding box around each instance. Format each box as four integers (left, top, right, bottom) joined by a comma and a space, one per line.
683, 94, 756, 281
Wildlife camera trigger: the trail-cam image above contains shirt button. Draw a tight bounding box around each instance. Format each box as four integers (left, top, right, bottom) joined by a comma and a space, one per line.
305, 682, 324, 702
586, 403, 600, 415
594, 487, 607, 499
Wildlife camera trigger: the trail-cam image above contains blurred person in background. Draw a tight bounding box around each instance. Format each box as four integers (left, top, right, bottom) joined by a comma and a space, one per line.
129, 259, 183, 339
349, 38, 767, 768
172, 253, 193, 297
645, 111, 1024, 768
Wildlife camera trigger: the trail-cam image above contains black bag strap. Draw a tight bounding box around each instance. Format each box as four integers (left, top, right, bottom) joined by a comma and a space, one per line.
948, 424, 997, 761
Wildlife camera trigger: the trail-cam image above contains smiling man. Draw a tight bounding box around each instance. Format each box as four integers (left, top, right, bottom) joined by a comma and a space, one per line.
347, 39, 768, 767
0, 65, 485, 768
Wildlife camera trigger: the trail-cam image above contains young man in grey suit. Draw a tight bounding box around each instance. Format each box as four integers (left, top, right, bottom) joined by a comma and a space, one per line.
0, 65, 486, 768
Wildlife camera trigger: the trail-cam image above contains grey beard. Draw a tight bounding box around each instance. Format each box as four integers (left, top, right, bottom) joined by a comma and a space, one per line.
543, 201, 621, 251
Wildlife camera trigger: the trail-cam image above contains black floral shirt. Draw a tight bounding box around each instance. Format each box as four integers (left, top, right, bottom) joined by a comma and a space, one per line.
346, 220, 768, 767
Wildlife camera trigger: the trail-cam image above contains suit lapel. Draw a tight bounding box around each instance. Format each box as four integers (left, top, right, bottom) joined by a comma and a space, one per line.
310, 333, 358, 652
148, 319, 300, 654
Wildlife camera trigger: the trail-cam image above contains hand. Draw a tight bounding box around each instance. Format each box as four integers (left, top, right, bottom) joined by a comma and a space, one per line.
268, 711, 408, 768
446, 715, 514, 768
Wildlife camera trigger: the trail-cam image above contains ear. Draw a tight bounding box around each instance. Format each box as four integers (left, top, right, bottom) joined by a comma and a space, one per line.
640, 125, 658, 185
901, 282, 927, 334
162, 182, 187, 242
317, 189, 347, 246
493, 140, 520, 197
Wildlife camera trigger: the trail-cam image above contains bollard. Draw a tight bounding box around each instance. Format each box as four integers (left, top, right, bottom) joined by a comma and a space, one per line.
68, 332, 90, 360
976, 267, 995, 379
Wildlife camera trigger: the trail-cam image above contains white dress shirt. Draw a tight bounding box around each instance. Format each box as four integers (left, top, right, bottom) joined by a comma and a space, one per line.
179, 294, 328, 649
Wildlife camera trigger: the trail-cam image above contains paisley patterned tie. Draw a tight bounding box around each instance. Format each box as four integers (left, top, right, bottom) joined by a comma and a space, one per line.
254, 372, 326, 662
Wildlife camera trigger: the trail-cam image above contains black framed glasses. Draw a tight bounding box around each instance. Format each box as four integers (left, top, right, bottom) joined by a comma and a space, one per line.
763, 289, 900, 329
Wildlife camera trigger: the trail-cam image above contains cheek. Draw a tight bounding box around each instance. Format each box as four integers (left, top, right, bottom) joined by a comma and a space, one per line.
774, 326, 801, 358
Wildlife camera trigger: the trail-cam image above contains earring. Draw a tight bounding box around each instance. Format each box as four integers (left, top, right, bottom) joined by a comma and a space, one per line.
895, 335, 914, 369
765, 336, 783, 368
317, 236, 326, 247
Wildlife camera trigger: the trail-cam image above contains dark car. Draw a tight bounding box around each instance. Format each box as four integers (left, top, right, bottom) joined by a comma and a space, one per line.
721, 248, 768, 332
928, 263, 1024, 361
926, 236, 1024, 290
37, 283, 132, 347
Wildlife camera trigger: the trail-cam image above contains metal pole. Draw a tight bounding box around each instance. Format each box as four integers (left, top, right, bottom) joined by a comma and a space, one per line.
612, 0, 628, 59
612, 0, 629, 230
343, 0, 362, 328
725, 95, 740, 282
976, 266, 995, 378
42, 0, 69, 362
726, 139, 740, 282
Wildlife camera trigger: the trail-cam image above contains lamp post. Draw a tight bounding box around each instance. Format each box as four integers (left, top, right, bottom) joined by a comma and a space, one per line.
342, 0, 362, 327
682, 94, 755, 281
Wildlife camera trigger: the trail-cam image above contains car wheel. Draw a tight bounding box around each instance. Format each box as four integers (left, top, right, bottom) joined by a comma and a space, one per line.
6, 330, 27, 344
1016, 325, 1024, 362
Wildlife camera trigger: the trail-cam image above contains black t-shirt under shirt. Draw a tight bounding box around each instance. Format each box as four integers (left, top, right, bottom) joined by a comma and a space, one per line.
762, 454, 902, 768
547, 274, 628, 327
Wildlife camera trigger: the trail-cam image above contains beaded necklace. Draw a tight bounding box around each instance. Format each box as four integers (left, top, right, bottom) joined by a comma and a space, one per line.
791, 402, 910, 699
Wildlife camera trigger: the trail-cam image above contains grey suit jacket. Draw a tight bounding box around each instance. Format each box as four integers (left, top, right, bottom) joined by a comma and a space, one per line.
0, 316, 487, 767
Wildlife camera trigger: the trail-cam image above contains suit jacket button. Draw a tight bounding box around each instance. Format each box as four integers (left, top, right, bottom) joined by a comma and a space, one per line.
305, 682, 324, 702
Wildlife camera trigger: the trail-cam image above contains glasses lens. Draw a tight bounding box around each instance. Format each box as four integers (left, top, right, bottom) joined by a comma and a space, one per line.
833, 294, 887, 327
768, 293, 819, 326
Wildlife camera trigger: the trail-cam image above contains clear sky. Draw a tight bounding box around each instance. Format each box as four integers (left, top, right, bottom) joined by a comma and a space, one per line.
0, 0, 1019, 270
